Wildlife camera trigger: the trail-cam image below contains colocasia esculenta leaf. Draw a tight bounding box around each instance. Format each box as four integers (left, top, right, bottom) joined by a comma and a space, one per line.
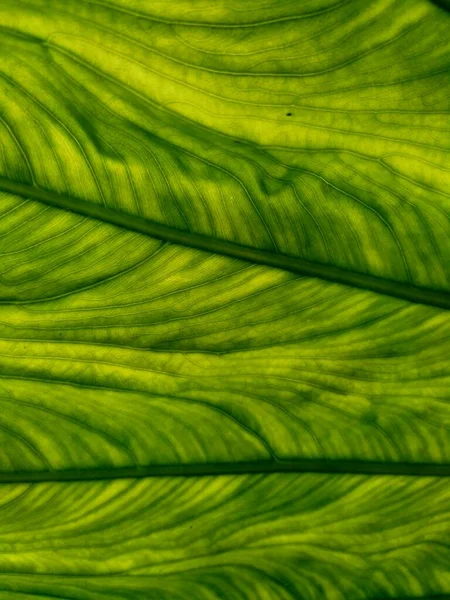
0, 0, 449, 598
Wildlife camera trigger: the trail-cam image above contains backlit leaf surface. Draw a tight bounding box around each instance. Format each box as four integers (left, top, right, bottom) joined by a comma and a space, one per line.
0, 0, 449, 597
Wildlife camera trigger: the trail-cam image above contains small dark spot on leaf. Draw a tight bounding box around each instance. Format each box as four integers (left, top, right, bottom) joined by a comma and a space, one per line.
234, 140, 241, 144
286, 112, 292, 116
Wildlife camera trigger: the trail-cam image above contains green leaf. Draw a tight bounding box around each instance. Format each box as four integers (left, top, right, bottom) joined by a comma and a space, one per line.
1, 196, 450, 473
0, 474, 449, 599
0, 0, 449, 597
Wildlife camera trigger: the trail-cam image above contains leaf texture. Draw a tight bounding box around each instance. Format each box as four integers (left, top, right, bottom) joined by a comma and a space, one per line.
0, 0, 449, 598
0, 0, 449, 289
1, 191, 450, 473
0, 474, 449, 599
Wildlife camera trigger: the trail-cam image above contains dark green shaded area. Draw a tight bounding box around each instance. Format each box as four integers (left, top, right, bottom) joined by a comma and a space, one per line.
431, 0, 450, 11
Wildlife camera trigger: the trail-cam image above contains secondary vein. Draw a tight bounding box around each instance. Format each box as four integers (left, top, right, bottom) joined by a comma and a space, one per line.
0, 176, 449, 310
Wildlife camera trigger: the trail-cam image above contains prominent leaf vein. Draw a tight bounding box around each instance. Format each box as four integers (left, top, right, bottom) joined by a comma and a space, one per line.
0, 177, 448, 309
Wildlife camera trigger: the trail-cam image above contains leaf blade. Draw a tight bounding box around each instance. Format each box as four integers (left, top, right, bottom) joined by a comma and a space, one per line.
0, 193, 449, 473
0, 473, 448, 599
1, 177, 449, 308
0, 0, 449, 288
0, 1, 449, 597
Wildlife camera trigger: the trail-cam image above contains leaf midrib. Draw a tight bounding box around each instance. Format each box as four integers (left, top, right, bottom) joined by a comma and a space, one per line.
3, 460, 450, 483
0, 176, 449, 310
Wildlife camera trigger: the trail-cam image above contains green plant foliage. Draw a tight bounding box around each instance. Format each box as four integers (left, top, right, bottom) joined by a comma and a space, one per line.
0, 0, 449, 597
0, 474, 449, 599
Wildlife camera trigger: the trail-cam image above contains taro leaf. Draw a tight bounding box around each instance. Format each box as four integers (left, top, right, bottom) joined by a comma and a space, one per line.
0, 0, 449, 598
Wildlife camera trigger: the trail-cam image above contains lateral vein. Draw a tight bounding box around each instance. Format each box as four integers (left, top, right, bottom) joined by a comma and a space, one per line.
0, 176, 449, 310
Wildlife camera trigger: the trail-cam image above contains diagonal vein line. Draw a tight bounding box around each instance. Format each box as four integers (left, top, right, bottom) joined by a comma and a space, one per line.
0, 176, 449, 310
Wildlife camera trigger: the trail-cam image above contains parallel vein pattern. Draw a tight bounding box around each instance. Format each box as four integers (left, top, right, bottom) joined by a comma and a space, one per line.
0, 1, 450, 598
0, 192, 450, 472
1, 177, 449, 308
0, 0, 449, 289
0, 473, 448, 599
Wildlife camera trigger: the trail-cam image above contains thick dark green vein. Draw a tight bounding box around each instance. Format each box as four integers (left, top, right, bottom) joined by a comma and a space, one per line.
1, 460, 450, 483
1, 176, 449, 310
